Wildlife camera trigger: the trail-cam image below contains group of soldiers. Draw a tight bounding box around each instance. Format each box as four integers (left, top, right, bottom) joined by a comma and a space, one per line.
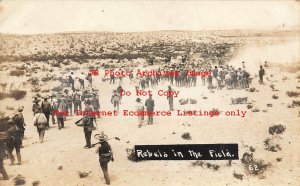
104, 53, 253, 91
0, 56, 268, 184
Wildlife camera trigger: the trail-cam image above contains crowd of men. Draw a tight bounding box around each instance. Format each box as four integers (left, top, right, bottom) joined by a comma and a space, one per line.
0, 55, 267, 184
107, 56, 255, 92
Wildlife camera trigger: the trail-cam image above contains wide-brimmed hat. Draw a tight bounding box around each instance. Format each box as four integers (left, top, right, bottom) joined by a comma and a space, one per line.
18, 106, 24, 112
43, 95, 50, 99
94, 133, 108, 141
33, 99, 41, 103
136, 98, 141, 102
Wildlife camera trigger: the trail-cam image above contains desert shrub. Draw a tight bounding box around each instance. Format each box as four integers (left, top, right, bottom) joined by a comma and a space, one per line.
27, 77, 39, 85
16, 64, 27, 71
287, 91, 300, 97
247, 104, 253, 109
292, 100, 300, 107
191, 161, 220, 171
264, 137, 281, 152
10, 70, 25, 77
65, 66, 80, 71
233, 172, 244, 180
51, 62, 61, 67
241, 152, 271, 177
52, 86, 63, 92
10, 89, 27, 100
126, 148, 138, 162
269, 125, 286, 135
181, 132, 192, 140
41, 76, 52, 82
13, 174, 26, 185
0, 83, 7, 88
0, 92, 8, 100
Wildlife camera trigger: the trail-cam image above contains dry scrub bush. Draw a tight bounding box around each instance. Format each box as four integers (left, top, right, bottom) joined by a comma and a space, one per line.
10, 70, 25, 77
10, 89, 27, 100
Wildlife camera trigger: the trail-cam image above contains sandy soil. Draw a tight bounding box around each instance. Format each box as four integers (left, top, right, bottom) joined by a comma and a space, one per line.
0, 32, 299, 186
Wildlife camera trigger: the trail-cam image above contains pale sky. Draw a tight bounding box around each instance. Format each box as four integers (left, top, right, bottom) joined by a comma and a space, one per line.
0, 0, 299, 34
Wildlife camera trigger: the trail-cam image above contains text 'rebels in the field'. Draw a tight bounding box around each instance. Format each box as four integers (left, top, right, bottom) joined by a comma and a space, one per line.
135, 144, 239, 160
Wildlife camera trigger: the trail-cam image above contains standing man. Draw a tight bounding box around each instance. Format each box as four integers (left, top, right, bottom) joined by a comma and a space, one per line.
96, 132, 114, 185
69, 72, 75, 92
167, 86, 174, 111
41, 96, 51, 129
116, 85, 123, 104
33, 107, 47, 143
83, 100, 96, 148
32, 98, 40, 115
207, 69, 213, 89
66, 93, 73, 116
12, 106, 26, 147
145, 95, 155, 125
56, 99, 66, 130
136, 98, 144, 128
6, 119, 22, 165
259, 65, 265, 85
73, 90, 82, 112
79, 78, 85, 90
92, 93, 100, 118
111, 90, 120, 111
110, 70, 115, 84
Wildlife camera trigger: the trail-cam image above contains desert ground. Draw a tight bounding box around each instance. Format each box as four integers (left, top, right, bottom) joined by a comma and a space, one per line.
0, 30, 299, 186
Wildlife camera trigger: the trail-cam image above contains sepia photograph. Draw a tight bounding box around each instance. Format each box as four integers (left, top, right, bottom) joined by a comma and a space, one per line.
0, 0, 299, 185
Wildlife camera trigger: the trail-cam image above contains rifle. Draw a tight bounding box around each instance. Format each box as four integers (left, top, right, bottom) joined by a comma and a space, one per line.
75, 116, 86, 126
91, 137, 120, 147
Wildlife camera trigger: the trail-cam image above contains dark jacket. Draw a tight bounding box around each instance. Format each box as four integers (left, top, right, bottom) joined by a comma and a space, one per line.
259, 68, 265, 76
98, 141, 112, 158
145, 98, 155, 112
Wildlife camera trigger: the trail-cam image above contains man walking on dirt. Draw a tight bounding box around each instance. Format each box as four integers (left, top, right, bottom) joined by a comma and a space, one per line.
95, 132, 114, 185
111, 90, 120, 111
145, 95, 154, 125
6, 119, 22, 165
41, 96, 52, 129
12, 106, 26, 147
259, 65, 265, 85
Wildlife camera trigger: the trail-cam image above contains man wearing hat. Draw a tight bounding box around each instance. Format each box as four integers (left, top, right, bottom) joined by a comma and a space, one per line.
136, 98, 144, 128
145, 95, 155, 125
95, 132, 114, 185
259, 65, 265, 85
83, 100, 96, 148
41, 96, 52, 129
73, 90, 82, 112
111, 90, 120, 111
93, 94, 101, 118
32, 97, 41, 115
12, 106, 26, 147
33, 106, 47, 143
66, 93, 74, 116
